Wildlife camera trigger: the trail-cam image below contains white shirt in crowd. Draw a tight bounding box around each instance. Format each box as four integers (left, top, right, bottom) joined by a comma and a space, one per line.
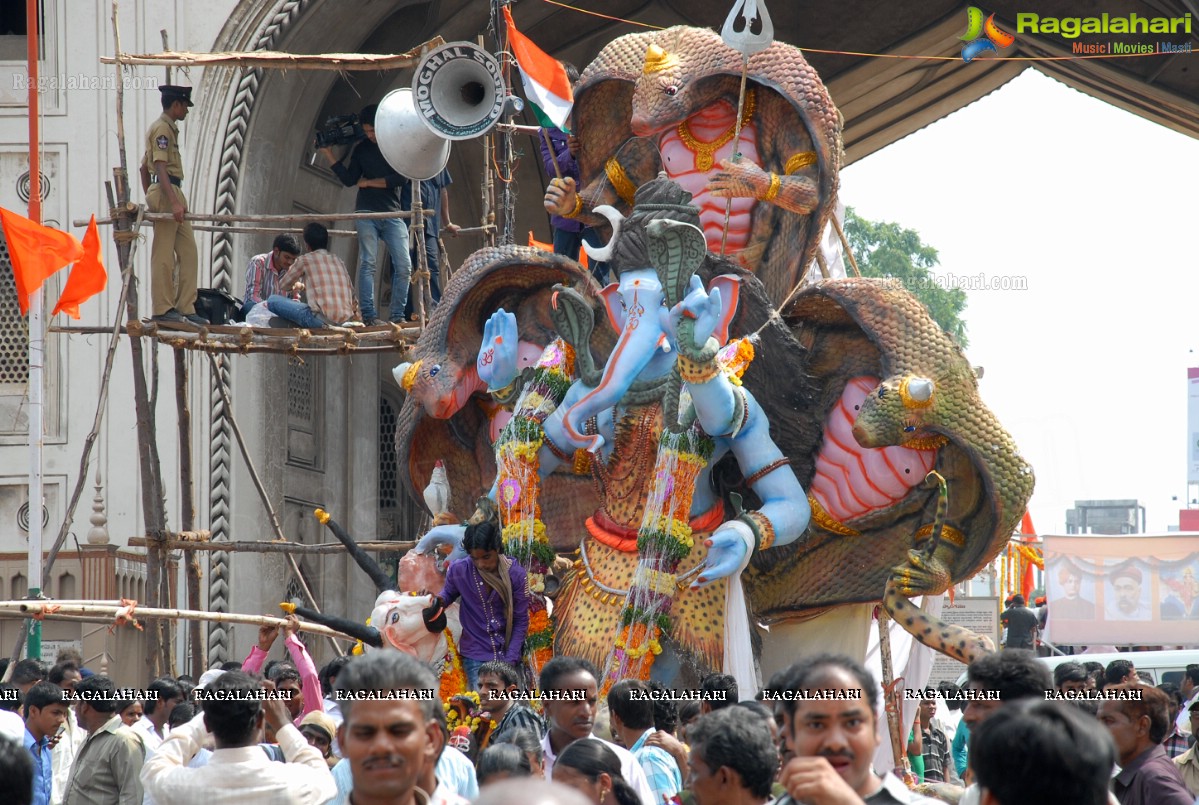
140, 712, 336, 805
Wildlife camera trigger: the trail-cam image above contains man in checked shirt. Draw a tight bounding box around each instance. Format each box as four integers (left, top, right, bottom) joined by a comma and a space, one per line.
267, 223, 361, 328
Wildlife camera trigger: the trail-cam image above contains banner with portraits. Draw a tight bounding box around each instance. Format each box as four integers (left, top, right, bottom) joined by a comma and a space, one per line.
1042, 534, 1199, 645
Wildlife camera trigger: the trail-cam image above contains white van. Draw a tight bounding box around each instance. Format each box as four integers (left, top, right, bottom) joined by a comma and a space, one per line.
1038, 650, 1198, 687
953, 649, 1198, 687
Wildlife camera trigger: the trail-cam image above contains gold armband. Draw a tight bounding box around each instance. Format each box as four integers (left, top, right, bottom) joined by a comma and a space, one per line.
762, 172, 781, 202
784, 151, 818, 175
562, 193, 584, 219
605, 158, 637, 207
677, 354, 720, 385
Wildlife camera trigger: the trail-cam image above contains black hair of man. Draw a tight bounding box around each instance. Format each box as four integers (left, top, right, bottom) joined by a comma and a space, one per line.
1082, 661, 1104, 675
0, 734, 33, 805
463, 520, 504, 553
734, 699, 775, 724
539, 656, 598, 692
48, 662, 79, 686
269, 663, 301, 686
169, 701, 198, 730
200, 671, 262, 746
0, 659, 7, 679
608, 680, 654, 730
477, 742, 532, 784
73, 675, 118, 713
556, 739, 641, 805
360, 104, 378, 127
971, 699, 1115, 805
144, 677, 183, 716
1158, 682, 1182, 708
700, 674, 738, 710
1104, 659, 1135, 686
302, 222, 329, 252
688, 707, 778, 799
1109, 682, 1171, 743
1053, 661, 1088, 689
272, 233, 301, 255
220, 661, 243, 672
773, 654, 879, 720
966, 649, 1052, 701
560, 62, 580, 85
262, 660, 280, 681
1010, 594, 1026, 607
646, 680, 678, 733
479, 660, 522, 689
495, 727, 542, 761
11, 659, 47, 687
319, 655, 353, 697
24, 681, 65, 714
333, 650, 440, 723
0, 684, 21, 712
1185, 664, 1199, 687
678, 699, 701, 727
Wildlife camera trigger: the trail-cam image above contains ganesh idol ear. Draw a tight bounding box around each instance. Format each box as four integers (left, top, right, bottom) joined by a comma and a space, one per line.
707, 274, 742, 344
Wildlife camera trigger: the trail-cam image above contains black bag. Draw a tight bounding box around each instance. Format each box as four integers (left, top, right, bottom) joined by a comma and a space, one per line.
195, 288, 244, 324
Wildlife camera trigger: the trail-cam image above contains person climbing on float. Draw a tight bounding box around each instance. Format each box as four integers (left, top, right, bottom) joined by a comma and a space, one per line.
426, 521, 530, 692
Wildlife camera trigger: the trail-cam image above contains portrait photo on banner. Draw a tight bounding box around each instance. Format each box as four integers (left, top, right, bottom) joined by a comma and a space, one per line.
1158, 557, 1199, 620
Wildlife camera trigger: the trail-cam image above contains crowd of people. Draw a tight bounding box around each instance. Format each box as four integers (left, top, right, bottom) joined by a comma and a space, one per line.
3, 639, 1199, 805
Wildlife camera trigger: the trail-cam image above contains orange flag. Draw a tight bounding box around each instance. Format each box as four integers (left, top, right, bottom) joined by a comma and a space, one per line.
0, 206, 83, 315
52, 216, 107, 319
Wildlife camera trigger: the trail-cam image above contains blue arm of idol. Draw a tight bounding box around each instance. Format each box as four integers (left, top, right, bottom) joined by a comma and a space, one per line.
695, 390, 810, 585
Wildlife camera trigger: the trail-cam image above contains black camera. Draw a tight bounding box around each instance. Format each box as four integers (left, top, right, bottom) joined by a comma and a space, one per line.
314, 114, 364, 148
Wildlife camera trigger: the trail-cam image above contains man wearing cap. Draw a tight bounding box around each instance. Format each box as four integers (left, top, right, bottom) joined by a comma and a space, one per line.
1107, 566, 1151, 621
298, 712, 338, 769
139, 85, 205, 326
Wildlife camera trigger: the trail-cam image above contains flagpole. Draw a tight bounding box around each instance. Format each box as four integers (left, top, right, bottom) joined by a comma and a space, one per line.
25, 0, 44, 662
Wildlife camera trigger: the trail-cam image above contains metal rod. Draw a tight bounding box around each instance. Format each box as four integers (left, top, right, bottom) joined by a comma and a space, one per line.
127, 537, 417, 554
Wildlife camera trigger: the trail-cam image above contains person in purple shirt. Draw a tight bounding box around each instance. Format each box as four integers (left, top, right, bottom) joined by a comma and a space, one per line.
538, 62, 609, 285
433, 521, 530, 691
1099, 683, 1193, 805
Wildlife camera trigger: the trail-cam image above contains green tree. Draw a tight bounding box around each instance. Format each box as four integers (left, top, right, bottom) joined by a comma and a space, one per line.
843, 208, 968, 347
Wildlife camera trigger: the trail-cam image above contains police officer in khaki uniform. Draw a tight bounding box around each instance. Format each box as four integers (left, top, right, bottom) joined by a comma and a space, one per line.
139, 84, 205, 324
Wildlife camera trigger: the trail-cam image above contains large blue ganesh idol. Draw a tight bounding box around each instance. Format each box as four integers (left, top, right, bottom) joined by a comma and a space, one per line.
418, 177, 808, 688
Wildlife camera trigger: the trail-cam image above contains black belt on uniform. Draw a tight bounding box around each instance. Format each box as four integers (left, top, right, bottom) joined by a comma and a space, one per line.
151, 176, 182, 187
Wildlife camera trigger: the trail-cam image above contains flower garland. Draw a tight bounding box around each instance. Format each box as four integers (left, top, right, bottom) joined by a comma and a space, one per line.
494, 339, 576, 678
439, 628, 468, 701
604, 424, 714, 692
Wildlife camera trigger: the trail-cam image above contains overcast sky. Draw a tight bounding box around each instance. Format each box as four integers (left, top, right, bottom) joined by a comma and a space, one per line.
841, 67, 1199, 535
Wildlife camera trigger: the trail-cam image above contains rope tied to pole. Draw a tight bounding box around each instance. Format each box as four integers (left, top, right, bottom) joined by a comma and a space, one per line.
110, 598, 142, 632
31, 604, 61, 621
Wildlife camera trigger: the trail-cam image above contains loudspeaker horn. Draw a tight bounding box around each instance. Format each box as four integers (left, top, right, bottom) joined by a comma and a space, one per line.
411, 41, 506, 140
375, 88, 452, 181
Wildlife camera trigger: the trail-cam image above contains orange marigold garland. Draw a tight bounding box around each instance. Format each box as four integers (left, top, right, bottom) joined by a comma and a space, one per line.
603, 424, 713, 693
495, 339, 575, 680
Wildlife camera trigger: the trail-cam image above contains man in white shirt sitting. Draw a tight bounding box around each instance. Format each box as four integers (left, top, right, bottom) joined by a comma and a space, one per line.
536, 657, 656, 805
139, 671, 335, 805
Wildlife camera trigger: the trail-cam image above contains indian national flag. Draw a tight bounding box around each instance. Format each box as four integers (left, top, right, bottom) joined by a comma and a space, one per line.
503, 6, 573, 132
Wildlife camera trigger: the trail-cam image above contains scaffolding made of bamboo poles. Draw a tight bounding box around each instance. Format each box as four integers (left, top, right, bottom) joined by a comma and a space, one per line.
1, 603, 357, 642
73, 209, 417, 228
100, 37, 444, 71
127, 537, 418, 554
49, 323, 419, 356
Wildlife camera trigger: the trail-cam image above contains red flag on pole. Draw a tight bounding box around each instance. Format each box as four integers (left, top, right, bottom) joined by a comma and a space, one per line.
52, 216, 107, 319
0, 206, 83, 315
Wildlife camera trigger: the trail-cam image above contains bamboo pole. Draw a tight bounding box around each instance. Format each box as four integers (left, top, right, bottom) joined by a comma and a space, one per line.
74, 209, 413, 227
877, 609, 911, 780
127, 537, 417, 554
110, 0, 170, 678
1, 603, 356, 641
409, 179, 428, 328
206, 354, 342, 656
174, 348, 205, 677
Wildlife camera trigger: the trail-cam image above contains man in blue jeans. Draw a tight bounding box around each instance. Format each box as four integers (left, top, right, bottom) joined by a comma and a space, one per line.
320, 104, 410, 325
266, 223, 359, 329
